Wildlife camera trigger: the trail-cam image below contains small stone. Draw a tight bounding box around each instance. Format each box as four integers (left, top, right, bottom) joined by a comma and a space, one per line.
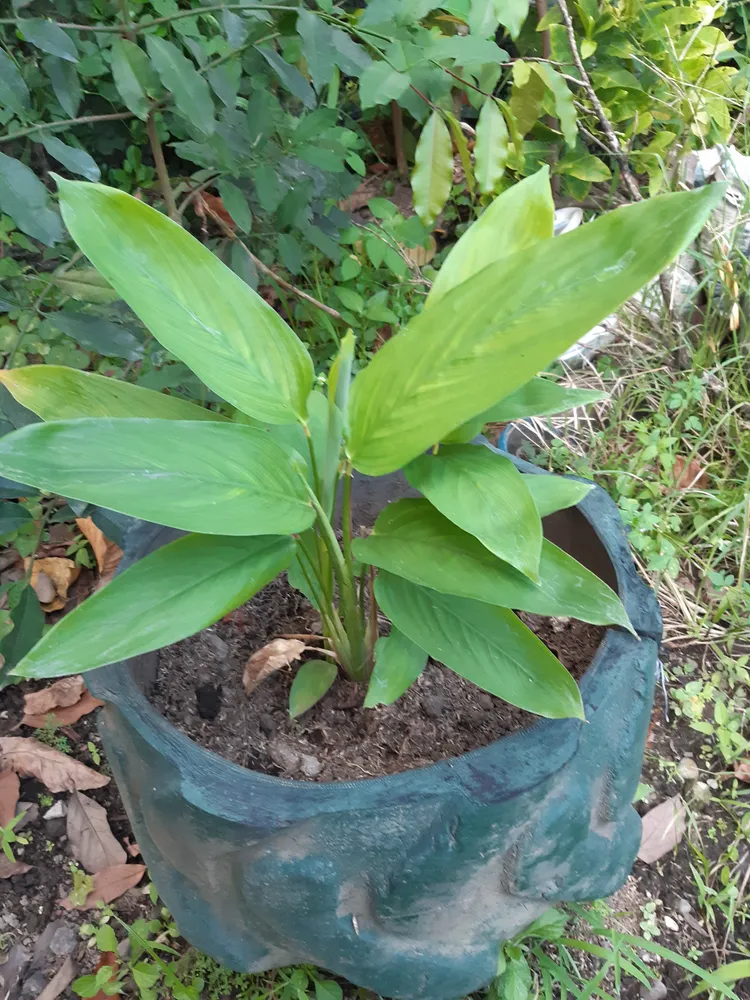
31, 571, 56, 605
269, 740, 300, 773
673, 897, 692, 917
476, 693, 494, 711
48, 923, 78, 957
204, 632, 229, 661
677, 757, 699, 781
422, 695, 447, 718
663, 915, 679, 932
20, 970, 48, 999
259, 713, 276, 736
299, 753, 323, 778
640, 979, 667, 1000
14, 803, 39, 831
43, 800, 67, 821
691, 781, 712, 806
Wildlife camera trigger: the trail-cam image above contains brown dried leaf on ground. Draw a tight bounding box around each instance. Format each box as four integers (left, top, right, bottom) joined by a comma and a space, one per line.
637, 794, 686, 864
672, 456, 709, 490
23, 691, 104, 730
75, 517, 123, 584
0, 737, 109, 792
37, 956, 77, 1000
67, 791, 126, 873
735, 759, 750, 782
0, 768, 19, 826
26, 557, 81, 612
0, 856, 31, 878
61, 863, 146, 910
24, 676, 86, 716
243, 638, 305, 695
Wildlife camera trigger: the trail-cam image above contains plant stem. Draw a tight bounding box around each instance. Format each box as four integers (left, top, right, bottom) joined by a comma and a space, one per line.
391, 101, 407, 177
0, 6, 300, 33
146, 112, 180, 223
342, 465, 353, 566
1, 112, 134, 145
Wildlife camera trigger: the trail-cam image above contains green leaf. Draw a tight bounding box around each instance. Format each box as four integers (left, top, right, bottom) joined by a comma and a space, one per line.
492, 0, 529, 38
254, 163, 284, 213
44, 311, 142, 360
427, 167, 554, 308
411, 111, 453, 228
375, 572, 585, 718
1, 586, 43, 672
354, 499, 631, 628
259, 47, 316, 109
689, 960, 750, 996
222, 9, 247, 47
445, 112, 475, 195
0, 152, 62, 246
19, 19, 78, 62
110, 38, 158, 121
522, 474, 594, 517
347, 184, 724, 476
43, 55, 81, 118
217, 179, 252, 232
509, 65, 546, 136
297, 9, 336, 91
557, 150, 611, 182
56, 179, 313, 424
474, 98, 509, 196
432, 35, 508, 68
499, 956, 533, 1000
469, 0, 501, 36
39, 136, 100, 182
0, 366, 228, 422
484, 377, 607, 420
364, 627, 427, 707
359, 61, 410, 109
132, 963, 160, 991
405, 446, 543, 580
315, 981, 344, 1000
531, 63, 577, 147
0, 501, 32, 533
95, 925, 118, 953
52, 267, 119, 304
0, 49, 29, 115
145, 35, 215, 135
208, 60, 241, 109
0, 419, 315, 537
289, 659, 337, 717
13, 533, 294, 679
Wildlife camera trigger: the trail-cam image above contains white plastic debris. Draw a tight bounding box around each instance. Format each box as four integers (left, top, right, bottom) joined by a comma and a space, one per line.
553, 206, 583, 236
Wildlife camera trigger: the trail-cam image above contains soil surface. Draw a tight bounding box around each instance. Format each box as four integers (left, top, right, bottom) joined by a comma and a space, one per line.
149, 574, 603, 782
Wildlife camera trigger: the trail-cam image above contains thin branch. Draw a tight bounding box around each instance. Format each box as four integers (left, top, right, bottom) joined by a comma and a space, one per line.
1, 6, 299, 33
146, 112, 179, 223
200, 199, 343, 321
1, 112, 134, 145
391, 101, 407, 178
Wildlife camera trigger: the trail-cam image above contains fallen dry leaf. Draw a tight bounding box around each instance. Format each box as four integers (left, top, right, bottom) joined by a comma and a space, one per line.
23, 690, 104, 729
75, 517, 122, 583
243, 638, 305, 695
124, 837, 141, 858
26, 556, 81, 612
637, 794, 686, 864
672, 456, 709, 490
0, 737, 109, 793
0, 856, 31, 878
0, 768, 19, 827
200, 191, 234, 228
61, 863, 146, 910
403, 235, 437, 267
735, 759, 750, 782
67, 791, 126, 873
24, 676, 86, 716
37, 956, 77, 1000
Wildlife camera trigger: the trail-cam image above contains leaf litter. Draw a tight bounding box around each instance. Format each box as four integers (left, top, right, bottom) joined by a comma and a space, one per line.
0, 737, 109, 792
0, 767, 20, 826
637, 794, 686, 864
67, 790, 127, 872
242, 637, 306, 695
61, 863, 147, 910
75, 516, 123, 584
23, 675, 86, 715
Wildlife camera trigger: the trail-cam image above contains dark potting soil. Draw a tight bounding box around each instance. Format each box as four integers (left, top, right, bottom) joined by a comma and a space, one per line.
149, 574, 604, 783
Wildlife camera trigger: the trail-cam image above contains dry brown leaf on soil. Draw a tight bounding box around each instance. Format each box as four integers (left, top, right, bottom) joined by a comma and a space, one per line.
0, 856, 31, 878
67, 790, 127, 873
672, 456, 709, 490
23, 690, 105, 729
243, 638, 306, 695
403, 236, 437, 267
0, 737, 109, 792
0, 768, 19, 826
735, 759, 750, 782
61, 863, 146, 910
24, 675, 86, 716
637, 794, 686, 864
37, 956, 77, 1000
75, 517, 123, 583
26, 556, 81, 612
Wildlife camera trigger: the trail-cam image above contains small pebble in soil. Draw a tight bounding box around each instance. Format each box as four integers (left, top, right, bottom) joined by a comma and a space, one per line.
269, 739, 301, 773
259, 713, 276, 736
677, 757, 699, 781
422, 694, 447, 718
203, 632, 230, 661
641, 979, 667, 1000
15, 802, 39, 830
43, 800, 67, 821
691, 781, 712, 806
48, 923, 78, 957
196, 683, 222, 720
673, 896, 692, 917
299, 753, 323, 778
662, 914, 679, 932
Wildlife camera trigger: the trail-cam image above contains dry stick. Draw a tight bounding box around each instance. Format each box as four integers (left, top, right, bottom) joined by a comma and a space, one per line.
391, 100, 407, 178
1, 111, 134, 145
201, 201, 343, 321
146, 111, 180, 223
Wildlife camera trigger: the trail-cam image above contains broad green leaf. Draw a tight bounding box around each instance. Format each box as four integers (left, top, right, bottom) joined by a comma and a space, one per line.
354, 499, 631, 629
110, 38, 159, 121
259, 47, 316, 109
557, 151, 611, 182
347, 184, 723, 476
474, 98, 509, 196
297, 9, 337, 91
39, 135, 100, 182
222, 9, 247, 47
358, 62, 410, 109
315, 981, 344, 1000
43, 56, 81, 117
498, 957, 533, 1000
145, 35, 215, 135
532, 63, 577, 147
0, 152, 62, 246
289, 659, 338, 717
431, 35, 508, 69
0, 49, 29, 115
217, 179, 252, 232
427, 167, 554, 308
363, 627, 427, 707
19, 19, 78, 62
0, 501, 32, 534
690, 960, 750, 996
208, 60, 241, 108
44, 311, 142, 360
52, 267, 119, 304
375, 572, 585, 719
12, 533, 294, 679
522, 474, 594, 517
0, 367, 228, 422
509, 65, 546, 136
0, 419, 315, 536
493, 0, 529, 37
411, 111, 453, 228
484, 377, 607, 421
405, 446, 543, 580
56, 180, 313, 424
469, 0, 501, 36
1, 586, 43, 672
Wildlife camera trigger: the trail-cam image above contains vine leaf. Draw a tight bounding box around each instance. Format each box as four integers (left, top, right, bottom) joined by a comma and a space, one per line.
411, 111, 453, 228
474, 98, 509, 196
